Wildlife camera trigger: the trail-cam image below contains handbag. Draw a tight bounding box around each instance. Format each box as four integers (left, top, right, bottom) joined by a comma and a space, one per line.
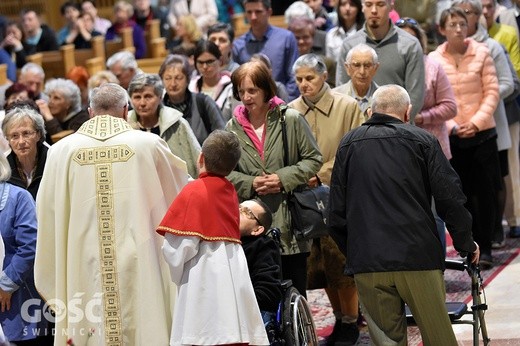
280, 111, 329, 240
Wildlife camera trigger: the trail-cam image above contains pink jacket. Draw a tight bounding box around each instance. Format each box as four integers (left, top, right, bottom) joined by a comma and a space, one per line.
429, 38, 499, 133
418, 55, 457, 159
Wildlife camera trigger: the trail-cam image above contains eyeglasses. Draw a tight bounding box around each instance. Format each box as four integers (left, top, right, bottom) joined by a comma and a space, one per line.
6, 130, 38, 142
196, 59, 218, 67
395, 18, 419, 27
348, 62, 375, 70
447, 22, 468, 29
239, 205, 263, 227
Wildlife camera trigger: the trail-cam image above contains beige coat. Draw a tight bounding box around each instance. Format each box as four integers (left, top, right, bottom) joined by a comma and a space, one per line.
289, 88, 364, 185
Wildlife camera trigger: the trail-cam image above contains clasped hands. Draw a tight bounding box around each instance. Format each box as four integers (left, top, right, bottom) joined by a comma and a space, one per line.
253, 173, 282, 195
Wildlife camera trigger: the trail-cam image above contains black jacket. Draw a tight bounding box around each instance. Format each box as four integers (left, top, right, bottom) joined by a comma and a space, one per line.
241, 235, 283, 313
22, 25, 59, 56
329, 113, 477, 275
7, 141, 48, 200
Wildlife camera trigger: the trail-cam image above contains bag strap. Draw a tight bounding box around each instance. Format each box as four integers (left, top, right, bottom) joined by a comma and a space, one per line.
280, 107, 289, 167
195, 93, 212, 134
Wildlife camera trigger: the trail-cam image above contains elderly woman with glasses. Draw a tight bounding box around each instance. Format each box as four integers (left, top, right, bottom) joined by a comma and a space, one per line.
429, 7, 500, 268
37, 78, 89, 143
127, 73, 201, 178
289, 53, 365, 345
1, 105, 49, 200
159, 54, 225, 145
0, 152, 53, 345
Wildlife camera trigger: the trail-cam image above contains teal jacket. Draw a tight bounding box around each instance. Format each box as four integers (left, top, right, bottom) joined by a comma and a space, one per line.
226, 104, 322, 254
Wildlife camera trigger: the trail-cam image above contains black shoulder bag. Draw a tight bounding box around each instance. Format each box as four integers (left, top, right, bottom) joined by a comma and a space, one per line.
280, 110, 330, 240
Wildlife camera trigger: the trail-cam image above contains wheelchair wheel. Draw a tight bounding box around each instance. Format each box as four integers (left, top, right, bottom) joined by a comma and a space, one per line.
282, 287, 319, 346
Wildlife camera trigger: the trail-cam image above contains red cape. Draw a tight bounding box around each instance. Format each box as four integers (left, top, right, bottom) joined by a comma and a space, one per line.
157, 172, 241, 243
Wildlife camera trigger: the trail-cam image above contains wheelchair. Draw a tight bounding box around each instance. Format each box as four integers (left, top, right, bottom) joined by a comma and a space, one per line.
265, 229, 319, 346
405, 258, 490, 346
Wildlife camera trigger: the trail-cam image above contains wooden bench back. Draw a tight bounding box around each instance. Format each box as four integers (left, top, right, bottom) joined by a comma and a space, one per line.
105, 27, 135, 60
0, 64, 7, 85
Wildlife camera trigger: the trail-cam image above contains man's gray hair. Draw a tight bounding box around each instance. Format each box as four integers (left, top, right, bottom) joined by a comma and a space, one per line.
20, 63, 45, 79
371, 84, 410, 115
346, 43, 379, 65
128, 73, 164, 98
2, 106, 47, 142
0, 152, 11, 182
285, 1, 314, 23
89, 83, 129, 117
106, 51, 138, 70
292, 54, 327, 75
44, 78, 82, 115
451, 0, 483, 16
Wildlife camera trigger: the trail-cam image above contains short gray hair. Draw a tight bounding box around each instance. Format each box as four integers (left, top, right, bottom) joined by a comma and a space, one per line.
451, 0, 482, 16
114, 0, 134, 17
285, 1, 314, 23
2, 106, 47, 142
346, 43, 379, 65
292, 54, 327, 75
20, 63, 45, 79
106, 51, 138, 70
89, 83, 129, 117
0, 152, 11, 182
44, 78, 82, 114
371, 84, 410, 115
128, 73, 164, 98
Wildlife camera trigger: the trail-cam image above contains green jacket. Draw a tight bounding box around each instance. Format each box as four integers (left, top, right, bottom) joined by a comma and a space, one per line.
128, 106, 201, 178
226, 105, 323, 254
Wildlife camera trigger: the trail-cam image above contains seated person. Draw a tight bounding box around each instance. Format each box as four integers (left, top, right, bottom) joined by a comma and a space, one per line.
20, 9, 58, 56
239, 199, 283, 328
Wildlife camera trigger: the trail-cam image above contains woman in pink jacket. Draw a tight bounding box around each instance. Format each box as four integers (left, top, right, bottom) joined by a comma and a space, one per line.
429, 7, 500, 268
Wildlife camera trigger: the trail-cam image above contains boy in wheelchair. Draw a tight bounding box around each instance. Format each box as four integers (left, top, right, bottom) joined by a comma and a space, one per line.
240, 200, 319, 345
239, 199, 284, 335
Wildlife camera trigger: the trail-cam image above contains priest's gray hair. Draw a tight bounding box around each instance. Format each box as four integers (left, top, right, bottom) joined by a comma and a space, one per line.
292, 54, 327, 75
128, 73, 164, 98
89, 83, 129, 117
346, 43, 379, 65
0, 152, 11, 182
371, 85, 410, 115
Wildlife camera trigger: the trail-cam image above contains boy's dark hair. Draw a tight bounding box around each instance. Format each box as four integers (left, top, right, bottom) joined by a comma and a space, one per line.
254, 199, 273, 230
243, 0, 271, 10
202, 130, 241, 176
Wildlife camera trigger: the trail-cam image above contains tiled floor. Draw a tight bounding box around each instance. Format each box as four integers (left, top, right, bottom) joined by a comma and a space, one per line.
453, 253, 520, 345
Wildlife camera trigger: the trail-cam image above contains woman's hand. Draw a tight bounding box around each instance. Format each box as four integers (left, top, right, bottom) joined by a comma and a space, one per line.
0, 289, 12, 312
254, 173, 282, 195
457, 122, 478, 138
308, 176, 318, 188
36, 99, 54, 121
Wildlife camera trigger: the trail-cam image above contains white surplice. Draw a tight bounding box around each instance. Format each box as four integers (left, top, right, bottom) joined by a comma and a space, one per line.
163, 234, 269, 346
35, 115, 189, 346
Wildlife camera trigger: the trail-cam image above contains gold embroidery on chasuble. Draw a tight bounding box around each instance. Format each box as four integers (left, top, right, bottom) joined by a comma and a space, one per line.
73, 115, 134, 345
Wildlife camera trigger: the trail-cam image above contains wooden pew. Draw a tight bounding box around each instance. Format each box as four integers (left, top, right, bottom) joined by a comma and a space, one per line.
143, 19, 167, 59
74, 36, 106, 67
137, 57, 166, 74
0, 64, 8, 85
233, 14, 289, 38
105, 27, 136, 60
26, 44, 76, 80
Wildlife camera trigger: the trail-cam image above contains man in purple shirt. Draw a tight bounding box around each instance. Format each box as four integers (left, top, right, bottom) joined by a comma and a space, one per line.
232, 0, 300, 101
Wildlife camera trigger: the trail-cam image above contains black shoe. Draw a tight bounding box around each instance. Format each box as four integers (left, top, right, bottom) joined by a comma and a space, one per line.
326, 319, 341, 346
509, 226, 520, 238
334, 322, 360, 346
479, 253, 493, 270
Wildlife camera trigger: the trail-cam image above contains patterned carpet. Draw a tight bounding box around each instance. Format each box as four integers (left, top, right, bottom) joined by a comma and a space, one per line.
307, 233, 520, 345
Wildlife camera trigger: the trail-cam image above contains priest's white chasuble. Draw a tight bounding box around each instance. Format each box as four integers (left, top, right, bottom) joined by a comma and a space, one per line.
35, 115, 189, 346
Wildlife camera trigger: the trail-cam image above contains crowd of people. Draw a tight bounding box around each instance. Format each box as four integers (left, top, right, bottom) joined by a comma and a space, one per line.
0, 0, 519, 345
